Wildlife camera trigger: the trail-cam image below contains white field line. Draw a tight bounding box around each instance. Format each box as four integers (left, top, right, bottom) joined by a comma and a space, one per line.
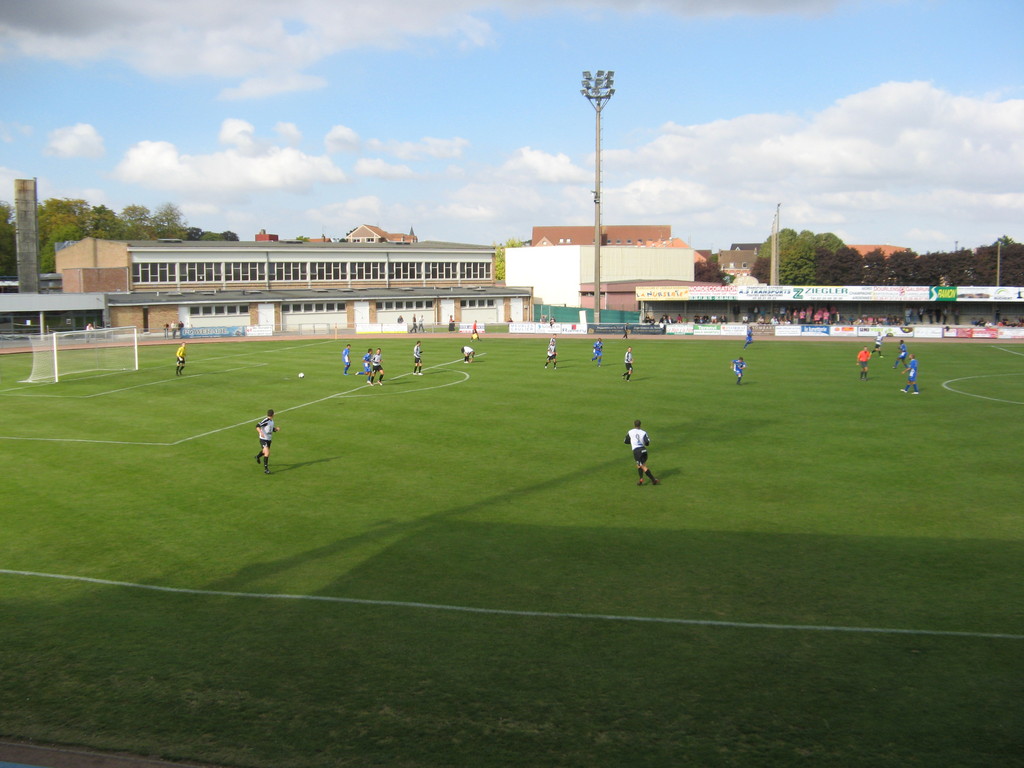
941, 373, 1024, 405
0, 355, 477, 446
2, 568, 1020, 641
0, 339, 333, 397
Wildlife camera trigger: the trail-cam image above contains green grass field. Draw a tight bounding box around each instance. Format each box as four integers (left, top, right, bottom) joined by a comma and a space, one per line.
1, 335, 1022, 768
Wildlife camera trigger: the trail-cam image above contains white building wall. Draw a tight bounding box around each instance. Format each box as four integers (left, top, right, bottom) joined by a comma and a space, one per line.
507, 245, 696, 306
505, 246, 581, 306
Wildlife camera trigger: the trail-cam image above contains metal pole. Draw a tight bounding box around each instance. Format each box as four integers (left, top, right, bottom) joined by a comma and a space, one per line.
582, 71, 614, 325
594, 105, 602, 323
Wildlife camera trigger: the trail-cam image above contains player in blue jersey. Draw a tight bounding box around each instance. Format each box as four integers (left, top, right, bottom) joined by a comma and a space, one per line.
342, 343, 352, 375
732, 357, 746, 384
892, 340, 908, 369
901, 354, 919, 394
743, 325, 754, 349
359, 348, 372, 376
592, 337, 603, 366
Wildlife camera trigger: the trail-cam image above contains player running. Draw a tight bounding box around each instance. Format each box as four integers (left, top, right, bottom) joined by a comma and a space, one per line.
892, 340, 909, 369
622, 347, 633, 381
732, 357, 746, 384
544, 337, 557, 369
359, 348, 372, 377
592, 337, 603, 366
254, 409, 279, 475
624, 419, 659, 486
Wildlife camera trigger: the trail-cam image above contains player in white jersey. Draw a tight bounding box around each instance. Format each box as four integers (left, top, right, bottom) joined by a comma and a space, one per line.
622, 347, 633, 381
254, 409, 279, 475
413, 341, 423, 375
544, 338, 557, 369
624, 419, 659, 486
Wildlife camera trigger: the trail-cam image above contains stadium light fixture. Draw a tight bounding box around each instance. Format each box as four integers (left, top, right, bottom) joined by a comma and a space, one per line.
581, 70, 614, 323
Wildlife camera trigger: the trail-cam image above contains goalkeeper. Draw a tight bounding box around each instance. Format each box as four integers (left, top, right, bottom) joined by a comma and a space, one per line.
175, 342, 187, 376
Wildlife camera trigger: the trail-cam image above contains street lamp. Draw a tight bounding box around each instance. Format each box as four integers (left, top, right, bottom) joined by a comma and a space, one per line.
581, 70, 614, 323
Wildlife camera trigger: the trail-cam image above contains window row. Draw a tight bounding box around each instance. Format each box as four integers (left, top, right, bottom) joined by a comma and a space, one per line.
460, 299, 496, 308
282, 302, 347, 313
375, 300, 435, 310
133, 261, 491, 284
188, 305, 248, 316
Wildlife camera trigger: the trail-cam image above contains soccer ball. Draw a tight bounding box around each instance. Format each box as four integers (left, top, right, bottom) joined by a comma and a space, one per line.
298, 372, 305, 378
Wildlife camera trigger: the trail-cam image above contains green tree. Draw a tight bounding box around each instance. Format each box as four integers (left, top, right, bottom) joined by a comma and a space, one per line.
151, 203, 188, 239
85, 204, 123, 239
0, 201, 16, 276
38, 198, 91, 272
492, 237, 523, 281
778, 229, 817, 285
695, 255, 729, 284
119, 204, 155, 240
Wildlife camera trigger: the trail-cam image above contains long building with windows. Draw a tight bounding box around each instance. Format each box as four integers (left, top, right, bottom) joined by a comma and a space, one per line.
55, 237, 531, 331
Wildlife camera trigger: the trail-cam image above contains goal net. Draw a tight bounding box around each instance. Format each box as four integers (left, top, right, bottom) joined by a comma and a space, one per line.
24, 326, 139, 383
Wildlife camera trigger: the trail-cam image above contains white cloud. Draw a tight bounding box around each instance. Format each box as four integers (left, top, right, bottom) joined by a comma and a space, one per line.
44, 123, 105, 158
113, 120, 347, 199
275, 122, 303, 146
325, 125, 361, 154
354, 158, 417, 179
365, 136, 469, 161
500, 147, 589, 183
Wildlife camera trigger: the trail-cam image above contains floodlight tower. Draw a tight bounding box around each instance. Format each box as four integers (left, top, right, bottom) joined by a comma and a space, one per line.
581, 70, 614, 323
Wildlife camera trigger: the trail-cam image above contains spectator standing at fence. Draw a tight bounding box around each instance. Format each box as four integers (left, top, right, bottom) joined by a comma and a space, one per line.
175, 342, 187, 376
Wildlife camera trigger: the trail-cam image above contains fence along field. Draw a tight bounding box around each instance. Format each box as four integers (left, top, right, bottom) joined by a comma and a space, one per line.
1, 337, 1022, 768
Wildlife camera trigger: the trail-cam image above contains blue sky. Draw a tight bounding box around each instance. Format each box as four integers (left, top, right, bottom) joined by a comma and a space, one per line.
1, 0, 1021, 252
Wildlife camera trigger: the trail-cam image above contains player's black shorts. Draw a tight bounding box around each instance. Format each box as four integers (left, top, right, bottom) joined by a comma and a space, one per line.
260, 439, 272, 448
632, 447, 648, 465
176, 356, 185, 364
372, 364, 383, 372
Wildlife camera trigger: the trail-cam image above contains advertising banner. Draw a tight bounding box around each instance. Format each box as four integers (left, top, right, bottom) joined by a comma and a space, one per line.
182, 326, 246, 338
245, 324, 274, 337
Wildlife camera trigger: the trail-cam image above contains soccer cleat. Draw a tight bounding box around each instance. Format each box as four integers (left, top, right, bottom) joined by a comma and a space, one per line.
900, 389, 906, 393
637, 480, 644, 486
264, 469, 271, 474
911, 391, 919, 395
652, 478, 660, 485
255, 455, 262, 463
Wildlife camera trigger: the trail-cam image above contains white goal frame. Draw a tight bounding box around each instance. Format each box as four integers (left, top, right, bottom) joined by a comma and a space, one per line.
24, 326, 140, 383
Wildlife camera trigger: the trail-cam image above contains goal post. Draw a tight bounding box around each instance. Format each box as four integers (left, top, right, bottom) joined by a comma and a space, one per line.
24, 326, 139, 383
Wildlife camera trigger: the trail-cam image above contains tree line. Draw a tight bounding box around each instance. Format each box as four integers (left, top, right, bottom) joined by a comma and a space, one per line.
744, 228, 1024, 287
0, 198, 239, 275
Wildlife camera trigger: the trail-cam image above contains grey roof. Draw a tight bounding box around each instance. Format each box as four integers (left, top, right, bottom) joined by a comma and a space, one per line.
105, 285, 531, 307
121, 239, 492, 252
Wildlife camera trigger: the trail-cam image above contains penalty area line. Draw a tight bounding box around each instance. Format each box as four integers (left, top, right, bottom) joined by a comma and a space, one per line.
2, 568, 1021, 642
